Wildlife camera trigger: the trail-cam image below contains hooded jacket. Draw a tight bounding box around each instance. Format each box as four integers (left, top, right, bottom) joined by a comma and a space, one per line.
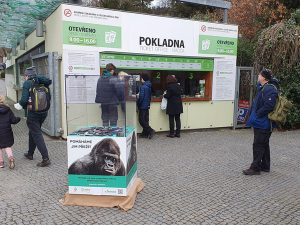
138, 80, 152, 110
246, 78, 279, 130
19, 75, 52, 118
0, 104, 20, 148
95, 69, 119, 104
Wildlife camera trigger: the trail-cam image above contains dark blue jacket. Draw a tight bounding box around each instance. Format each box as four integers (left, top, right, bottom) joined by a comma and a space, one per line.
19, 75, 52, 118
138, 80, 152, 110
95, 69, 119, 104
246, 79, 279, 129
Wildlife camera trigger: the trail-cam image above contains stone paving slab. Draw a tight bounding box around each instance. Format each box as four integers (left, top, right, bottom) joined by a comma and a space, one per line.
1, 79, 300, 224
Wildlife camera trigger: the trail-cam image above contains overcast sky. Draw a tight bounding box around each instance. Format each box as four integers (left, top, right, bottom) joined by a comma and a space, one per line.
151, 0, 159, 7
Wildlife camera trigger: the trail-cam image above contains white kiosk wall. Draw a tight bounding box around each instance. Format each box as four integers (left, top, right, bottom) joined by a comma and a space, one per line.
60, 4, 238, 137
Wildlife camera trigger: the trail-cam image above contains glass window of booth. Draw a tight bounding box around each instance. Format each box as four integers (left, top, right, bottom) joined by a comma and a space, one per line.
100, 53, 213, 100
111, 69, 212, 100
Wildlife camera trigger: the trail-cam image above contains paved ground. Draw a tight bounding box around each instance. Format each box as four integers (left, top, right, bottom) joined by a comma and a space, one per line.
1, 78, 300, 225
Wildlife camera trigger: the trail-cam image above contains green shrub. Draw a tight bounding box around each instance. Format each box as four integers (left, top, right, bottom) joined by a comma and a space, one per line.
275, 68, 300, 129
0, 71, 4, 78
253, 10, 300, 129
237, 37, 255, 67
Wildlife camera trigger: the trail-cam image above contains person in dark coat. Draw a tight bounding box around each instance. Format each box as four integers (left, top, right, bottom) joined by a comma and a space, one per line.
0, 94, 20, 169
95, 63, 119, 126
138, 74, 155, 139
243, 69, 279, 175
14, 66, 52, 167
163, 75, 183, 138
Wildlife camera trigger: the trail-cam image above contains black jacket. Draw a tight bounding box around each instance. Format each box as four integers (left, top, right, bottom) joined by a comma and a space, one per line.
0, 104, 20, 148
95, 69, 119, 104
164, 83, 183, 115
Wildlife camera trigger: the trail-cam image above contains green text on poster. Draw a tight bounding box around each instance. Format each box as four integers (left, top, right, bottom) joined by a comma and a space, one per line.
63, 21, 121, 48
198, 35, 237, 56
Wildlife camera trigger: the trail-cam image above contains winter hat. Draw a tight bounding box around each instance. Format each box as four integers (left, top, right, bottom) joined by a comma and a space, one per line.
260, 69, 273, 80
24, 66, 37, 76
0, 94, 5, 104
142, 74, 149, 81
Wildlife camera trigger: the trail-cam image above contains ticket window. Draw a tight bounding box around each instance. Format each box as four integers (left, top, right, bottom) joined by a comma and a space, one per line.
110, 69, 212, 100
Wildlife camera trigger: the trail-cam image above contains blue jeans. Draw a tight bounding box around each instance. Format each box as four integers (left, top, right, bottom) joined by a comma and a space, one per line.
26, 117, 49, 159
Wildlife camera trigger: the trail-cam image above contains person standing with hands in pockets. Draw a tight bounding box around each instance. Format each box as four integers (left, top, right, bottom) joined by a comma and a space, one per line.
243, 69, 279, 175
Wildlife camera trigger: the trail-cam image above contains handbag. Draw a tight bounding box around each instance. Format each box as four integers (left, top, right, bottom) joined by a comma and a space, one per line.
161, 97, 167, 110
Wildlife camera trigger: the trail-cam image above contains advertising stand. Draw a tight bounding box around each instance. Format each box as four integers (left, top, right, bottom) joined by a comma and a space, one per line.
66, 74, 137, 196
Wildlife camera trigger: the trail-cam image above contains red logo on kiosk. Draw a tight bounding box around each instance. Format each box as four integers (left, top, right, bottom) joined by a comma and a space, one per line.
68, 65, 73, 71
201, 25, 207, 32
64, 9, 72, 17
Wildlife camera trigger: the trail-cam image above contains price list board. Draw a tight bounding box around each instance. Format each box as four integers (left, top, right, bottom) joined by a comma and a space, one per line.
100, 54, 213, 71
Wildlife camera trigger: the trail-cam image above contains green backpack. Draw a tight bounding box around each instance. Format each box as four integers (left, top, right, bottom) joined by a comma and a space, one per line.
262, 84, 293, 129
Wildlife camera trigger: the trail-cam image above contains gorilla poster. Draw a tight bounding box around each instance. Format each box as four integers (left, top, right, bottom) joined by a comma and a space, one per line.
68, 138, 125, 176
68, 130, 138, 195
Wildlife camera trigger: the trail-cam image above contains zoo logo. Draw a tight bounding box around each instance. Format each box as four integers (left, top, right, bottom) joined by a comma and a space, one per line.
81, 188, 91, 193
64, 9, 72, 17
105, 31, 117, 44
202, 39, 210, 51
201, 25, 207, 32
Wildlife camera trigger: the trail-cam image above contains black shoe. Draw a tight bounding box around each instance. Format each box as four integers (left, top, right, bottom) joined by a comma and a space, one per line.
243, 168, 261, 175
261, 169, 270, 172
175, 134, 180, 138
24, 153, 33, 160
148, 130, 155, 139
37, 158, 51, 167
166, 134, 174, 138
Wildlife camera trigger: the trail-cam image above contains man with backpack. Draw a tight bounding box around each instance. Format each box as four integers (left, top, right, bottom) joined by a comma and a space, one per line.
243, 69, 279, 175
14, 66, 52, 167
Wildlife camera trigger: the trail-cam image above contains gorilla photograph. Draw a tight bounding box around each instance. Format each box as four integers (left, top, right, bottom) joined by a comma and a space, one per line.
126, 131, 137, 174
68, 138, 125, 176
